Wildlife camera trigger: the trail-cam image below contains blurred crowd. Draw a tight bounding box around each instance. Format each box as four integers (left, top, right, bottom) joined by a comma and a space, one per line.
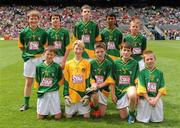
0, 5, 179, 40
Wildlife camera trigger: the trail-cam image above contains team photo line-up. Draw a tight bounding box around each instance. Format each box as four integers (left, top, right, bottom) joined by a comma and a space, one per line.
18, 4, 166, 124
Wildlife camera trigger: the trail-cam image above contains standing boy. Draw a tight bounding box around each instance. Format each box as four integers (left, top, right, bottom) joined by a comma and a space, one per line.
47, 13, 71, 69
72, 5, 101, 59
101, 12, 123, 60
63, 40, 91, 118
136, 50, 166, 123
35, 46, 63, 120
111, 42, 139, 124
18, 10, 47, 111
124, 18, 147, 71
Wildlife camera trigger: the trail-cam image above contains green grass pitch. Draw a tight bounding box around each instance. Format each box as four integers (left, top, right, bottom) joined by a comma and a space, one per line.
0, 40, 180, 128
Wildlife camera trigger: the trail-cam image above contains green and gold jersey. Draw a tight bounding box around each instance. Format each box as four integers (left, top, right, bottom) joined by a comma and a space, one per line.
124, 34, 147, 61
18, 27, 47, 62
35, 62, 63, 98
111, 58, 139, 99
72, 20, 101, 59
90, 59, 114, 97
101, 27, 123, 60
137, 68, 166, 98
47, 27, 71, 56
63, 58, 90, 103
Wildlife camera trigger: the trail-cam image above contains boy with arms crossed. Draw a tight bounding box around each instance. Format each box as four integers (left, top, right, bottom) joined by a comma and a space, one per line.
72, 5, 101, 59
111, 42, 138, 124
124, 18, 147, 71
35, 46, 63, 120
47, 13, 71, 68
18, 10, 47, 111
136, 50, 166, 123
63, 40, 91, 118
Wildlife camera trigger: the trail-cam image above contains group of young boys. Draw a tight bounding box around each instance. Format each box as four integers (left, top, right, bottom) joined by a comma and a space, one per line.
18, 4, 166, 124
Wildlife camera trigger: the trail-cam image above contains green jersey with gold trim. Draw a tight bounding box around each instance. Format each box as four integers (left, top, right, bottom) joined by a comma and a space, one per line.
111, 58, 139, 99
90, 59, 114, 92
101, 27, 123, 60
35, 62, 62, 98
18, 27, 47, 62
47, 27, 70, 56
73, 20, 101, 59
124, 34, 146, 61
137, 68, 166, 97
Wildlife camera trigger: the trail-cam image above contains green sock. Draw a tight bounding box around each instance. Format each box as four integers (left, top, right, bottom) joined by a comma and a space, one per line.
24, 97, 30, 106
129, 110, 135, 116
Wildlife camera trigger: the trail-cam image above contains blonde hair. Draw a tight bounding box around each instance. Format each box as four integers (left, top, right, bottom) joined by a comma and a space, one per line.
130, 17, 141, 26
44, 46, 57, 54
73, 40, 85, 49
81, 5, 91, 11
27, 10, 40, 18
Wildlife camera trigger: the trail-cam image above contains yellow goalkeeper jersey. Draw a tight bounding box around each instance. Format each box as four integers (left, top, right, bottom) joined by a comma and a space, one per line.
63, 58, 90, 103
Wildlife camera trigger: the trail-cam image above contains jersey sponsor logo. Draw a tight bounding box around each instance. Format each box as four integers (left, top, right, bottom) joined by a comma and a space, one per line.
40, 78, 53, 87
95, 75, 104, 84
107, 41, 116, 50
133, 47, 141, 54
72, 75, 83, 84
54, 41, 62, 49
82, 34, 90, 43
119, 75, 130, 84
29, 41, 39, 50
147, 82, 157, 92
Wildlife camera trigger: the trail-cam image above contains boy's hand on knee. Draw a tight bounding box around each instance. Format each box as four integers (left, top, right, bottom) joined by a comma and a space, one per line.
80, 95, 89, 106
64, 96, 72, 106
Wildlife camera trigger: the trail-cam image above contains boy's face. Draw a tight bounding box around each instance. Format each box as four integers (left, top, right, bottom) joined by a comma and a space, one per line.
28, 15, 39, 27
121, 47, 132, 59
144, 54, 155, 69
44, 51, 56, 63
51, 15, 61, 27
107, 16, 116, 26
130, 22, 140, 35
73, 45, 84, 57
95, 48, 105, 60
81, 8, 91, 20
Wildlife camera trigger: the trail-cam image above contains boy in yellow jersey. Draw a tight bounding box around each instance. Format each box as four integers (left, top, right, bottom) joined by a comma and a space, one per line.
88, 43, 114, 117
124, 18, 147, 71
47, 13, 71, 69
63, 40, 91, 118
18, 10, 47, 111
136, 50, 166, 123
35, 46, 63, 120
72, 5, 101, 60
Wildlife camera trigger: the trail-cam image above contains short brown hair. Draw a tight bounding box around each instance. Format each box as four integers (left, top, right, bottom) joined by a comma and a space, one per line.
44, 46, 57, 54
143, 50, 156, 60
81, 5, 91, 11
50, 13, 61, 21
94, 42, 106, 50
27, 10, 40, 19
120, 42, 133, 51
130, 17, 141, 26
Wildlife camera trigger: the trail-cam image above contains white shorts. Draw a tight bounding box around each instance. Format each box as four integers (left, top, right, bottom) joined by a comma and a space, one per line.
116, 94, 129, 109
37, 91, 61, 115
24, 57, 43, 78
138, 59, 145, 71
53, 56, 63, 65
98, 90, 108, 106
65, 102, 90, 116
136, 98, 163, 123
